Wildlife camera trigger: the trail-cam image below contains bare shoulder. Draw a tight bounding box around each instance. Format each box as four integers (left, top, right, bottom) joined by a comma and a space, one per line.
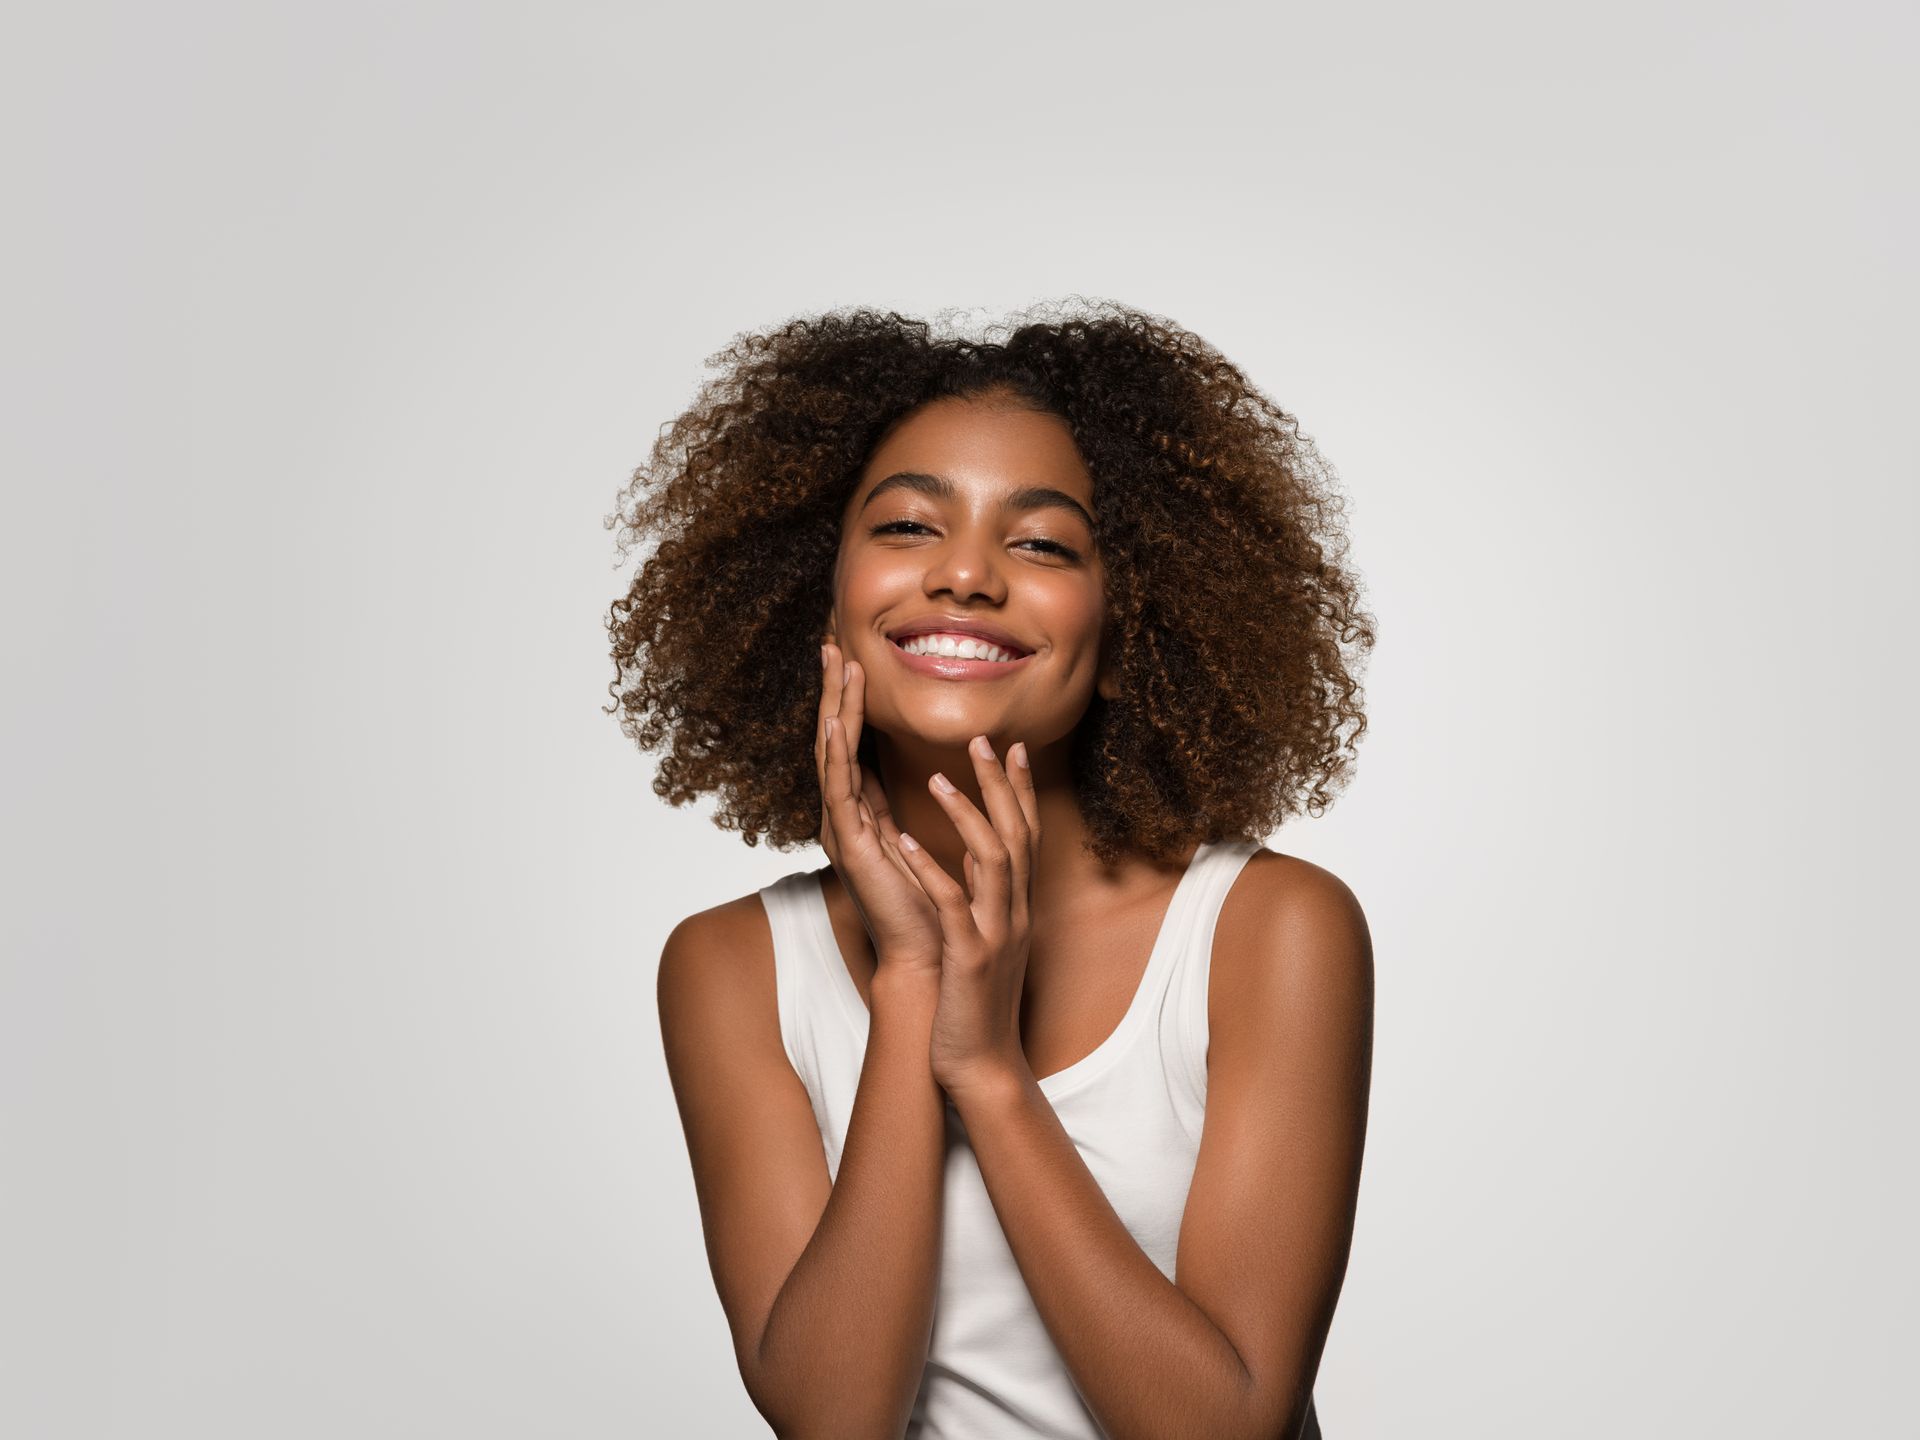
1210, 848, 1374, 1031
656, 886, 784, 1056
658, 887, 776, 982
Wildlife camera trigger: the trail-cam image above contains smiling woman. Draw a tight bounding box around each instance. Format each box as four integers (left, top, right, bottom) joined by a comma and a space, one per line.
611, 300, 1376, 1439
607, 302, 1373, 866
829, 398, 1115, 781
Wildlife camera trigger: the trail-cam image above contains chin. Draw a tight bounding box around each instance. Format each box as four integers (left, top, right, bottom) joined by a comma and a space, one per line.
871, 716, 993, 750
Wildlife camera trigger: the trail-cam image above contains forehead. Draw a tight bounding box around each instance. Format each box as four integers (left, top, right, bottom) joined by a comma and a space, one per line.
852, 397, 1093, 505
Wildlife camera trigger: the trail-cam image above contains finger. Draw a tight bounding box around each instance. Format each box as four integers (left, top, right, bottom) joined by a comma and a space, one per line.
869, 784, 919, 891
964, 735, 1032, 914
823, 714, 867, 847
877, 829, 926, 891
857, 772, 919, 886
860, 764, 904, 847
893, 830, 977, 939
815, 642, 847, 793
1007, 740, 1043, 902
927, 769, 1011, 924
1006, 741, 1041, 836
841, 657, 866, 772
857, 792, 889, 842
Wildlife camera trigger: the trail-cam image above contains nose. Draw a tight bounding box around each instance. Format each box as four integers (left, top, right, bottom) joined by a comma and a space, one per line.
922, 527, 1007, 605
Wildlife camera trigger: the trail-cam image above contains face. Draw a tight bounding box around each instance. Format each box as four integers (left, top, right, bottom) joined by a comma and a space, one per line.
825, 393, 1118, 759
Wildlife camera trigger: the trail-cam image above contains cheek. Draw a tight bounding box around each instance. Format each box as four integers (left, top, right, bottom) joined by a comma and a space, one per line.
1044, 576, 1109, 651
835, 547, 915, 619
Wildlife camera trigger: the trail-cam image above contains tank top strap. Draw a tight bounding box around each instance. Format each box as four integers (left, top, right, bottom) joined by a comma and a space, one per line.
756, 870, 860, 1099
1165, 840, 1265, 1117
757, 870, 870, 1177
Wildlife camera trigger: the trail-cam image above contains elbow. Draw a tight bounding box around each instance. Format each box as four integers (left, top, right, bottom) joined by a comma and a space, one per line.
736, 1347, 811, 1440
1218, 1355, 1313, 1440
745, 1363, 913, 1440
1239, 1381, 1315, 1440
764, 1410, 911, 1440
743, 1303, 926, 1438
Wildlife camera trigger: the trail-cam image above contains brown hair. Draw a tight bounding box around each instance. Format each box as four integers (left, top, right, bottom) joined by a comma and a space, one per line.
604, 299, 1376, 865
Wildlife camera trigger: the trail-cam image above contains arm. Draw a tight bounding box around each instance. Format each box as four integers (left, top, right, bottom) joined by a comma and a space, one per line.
943, 854, 1374, 1440
657, 899, 947, 1440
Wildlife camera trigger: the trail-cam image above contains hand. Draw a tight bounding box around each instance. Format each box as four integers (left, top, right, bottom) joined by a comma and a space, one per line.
890, 734, 1042, 1096
816, 642, 943, 978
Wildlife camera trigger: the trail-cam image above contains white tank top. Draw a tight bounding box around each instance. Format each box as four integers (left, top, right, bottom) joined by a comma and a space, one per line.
757, 839, 1324, 1439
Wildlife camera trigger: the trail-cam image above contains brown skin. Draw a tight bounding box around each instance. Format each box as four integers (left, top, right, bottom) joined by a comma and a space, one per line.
606, 302, 1376, 868
656, 892, 949, 1439
820, 394, 1209, 1084
648, 307, 1372, 1438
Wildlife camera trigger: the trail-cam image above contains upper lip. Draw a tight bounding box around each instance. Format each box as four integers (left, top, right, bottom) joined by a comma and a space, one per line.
885, 615, 1034, 656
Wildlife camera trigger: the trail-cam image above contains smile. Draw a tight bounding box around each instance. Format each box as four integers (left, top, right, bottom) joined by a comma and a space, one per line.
888, 632, 1034, 680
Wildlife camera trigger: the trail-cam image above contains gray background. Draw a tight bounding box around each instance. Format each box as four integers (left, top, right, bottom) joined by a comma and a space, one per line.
5, 2, 1913, 1435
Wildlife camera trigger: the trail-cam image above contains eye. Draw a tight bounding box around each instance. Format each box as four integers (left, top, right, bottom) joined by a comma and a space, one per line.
869, 520, 1082, 563
1017, 537, 1082, 561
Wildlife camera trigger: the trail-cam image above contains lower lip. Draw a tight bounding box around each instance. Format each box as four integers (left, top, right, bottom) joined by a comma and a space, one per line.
887, 639, 1034, 680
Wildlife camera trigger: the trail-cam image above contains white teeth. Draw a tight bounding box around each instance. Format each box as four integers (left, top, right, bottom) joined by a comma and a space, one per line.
896, 632, 1022, 663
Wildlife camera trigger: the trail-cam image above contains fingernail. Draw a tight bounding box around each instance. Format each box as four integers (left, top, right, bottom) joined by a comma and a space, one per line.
970, 734, 994, 760
825, 716, 836, 737
899, 832, 920, 852
820, 644, 828, 668
1012, 742, 1029, 769
931, 772, 956, 794
842, 661, 853, 688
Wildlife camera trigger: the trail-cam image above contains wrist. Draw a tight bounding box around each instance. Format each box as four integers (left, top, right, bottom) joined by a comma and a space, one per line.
869, 962, 941, 1006
935, 1055, 1032, 1112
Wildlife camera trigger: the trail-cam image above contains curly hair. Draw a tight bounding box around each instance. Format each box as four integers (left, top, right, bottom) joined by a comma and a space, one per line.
604, 298, 1376, 866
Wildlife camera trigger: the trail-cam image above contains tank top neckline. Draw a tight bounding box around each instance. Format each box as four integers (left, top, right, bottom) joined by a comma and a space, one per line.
797, 839, 1232, 1102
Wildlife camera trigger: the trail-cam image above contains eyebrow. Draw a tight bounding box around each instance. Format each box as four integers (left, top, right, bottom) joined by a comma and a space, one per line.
858, 471, 1096, 532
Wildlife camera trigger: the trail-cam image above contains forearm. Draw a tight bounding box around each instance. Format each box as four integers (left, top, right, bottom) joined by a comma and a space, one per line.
948, 1070, 1277, 1440
752, 970, 945, 1439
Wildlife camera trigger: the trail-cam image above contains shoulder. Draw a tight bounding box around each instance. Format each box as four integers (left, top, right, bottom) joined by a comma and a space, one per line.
1209, 847, 1374, 1041
655, 884, 787, 1047
1217, 846, 1370, 948
659, 887, 775, 975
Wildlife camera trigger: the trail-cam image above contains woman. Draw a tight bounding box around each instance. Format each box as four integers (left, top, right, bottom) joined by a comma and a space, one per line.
610, 301, 1375, 1439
